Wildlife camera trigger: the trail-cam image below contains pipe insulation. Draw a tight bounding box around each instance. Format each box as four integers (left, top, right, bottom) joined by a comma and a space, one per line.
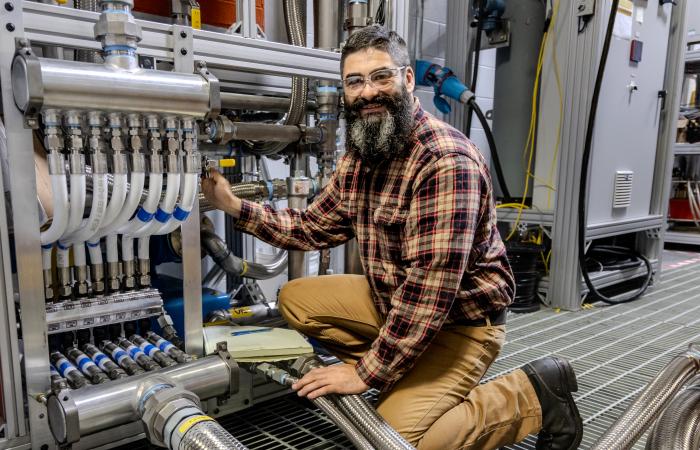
591, 344, 700, 450
65, 174, 87, 236
41, 171, 69, 245
646, 384, 700, 450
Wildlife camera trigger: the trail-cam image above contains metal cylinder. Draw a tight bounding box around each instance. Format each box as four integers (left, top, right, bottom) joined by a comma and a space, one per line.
314, 0, 342, 51
220, 92, 316, 112
345, 0, 370, 35
47, 354, 234, 440
592, 345, 700, 450
11, 56, 216, 118
287, 171, 310, 280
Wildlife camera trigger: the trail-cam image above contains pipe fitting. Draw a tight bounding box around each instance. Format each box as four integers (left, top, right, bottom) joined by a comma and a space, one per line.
107, 261, 121, 292
90, 263, 105, 295
73, 265, 90, 297
57, 266, 73, 299
94, 0, 142, 53
47, 150, 66, 176
140, 384, 201, 447
122, 260, 136, 290
137, 258, 151, 288
43, 268, 54, 301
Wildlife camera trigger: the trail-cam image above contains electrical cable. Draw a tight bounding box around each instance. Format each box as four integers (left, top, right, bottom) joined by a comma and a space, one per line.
577, 0, 652, 305
465, 0, 485, 137
469, 97, 511, 200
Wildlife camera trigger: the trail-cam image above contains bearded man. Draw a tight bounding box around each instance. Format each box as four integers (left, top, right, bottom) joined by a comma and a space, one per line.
202, 25, 583, 450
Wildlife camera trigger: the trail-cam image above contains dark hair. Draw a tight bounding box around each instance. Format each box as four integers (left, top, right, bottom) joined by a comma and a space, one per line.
340, 25, 410, 74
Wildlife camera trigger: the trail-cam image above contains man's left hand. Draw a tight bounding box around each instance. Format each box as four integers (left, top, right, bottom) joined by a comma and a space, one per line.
292, 364, 369, 400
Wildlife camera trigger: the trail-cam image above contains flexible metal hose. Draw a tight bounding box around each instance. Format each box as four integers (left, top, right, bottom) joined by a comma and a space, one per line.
312, 396, 376, 450
74, 0, 101, 63
201, 229, 288, 280
179, 419, 249, 450
274, 373, 374, 450
591, 344, 700, 450
645, 384, 700, 450
248, 0, 308, 155
334, 394, 416, 450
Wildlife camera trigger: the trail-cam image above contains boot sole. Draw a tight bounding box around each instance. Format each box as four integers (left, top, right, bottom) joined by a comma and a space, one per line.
553, 357, 584, 450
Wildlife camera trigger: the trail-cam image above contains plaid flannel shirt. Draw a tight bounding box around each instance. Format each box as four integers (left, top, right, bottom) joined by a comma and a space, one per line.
235, 100, 514, 391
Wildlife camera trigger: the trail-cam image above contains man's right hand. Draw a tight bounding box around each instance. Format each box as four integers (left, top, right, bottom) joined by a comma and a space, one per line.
201, 168, 243, 218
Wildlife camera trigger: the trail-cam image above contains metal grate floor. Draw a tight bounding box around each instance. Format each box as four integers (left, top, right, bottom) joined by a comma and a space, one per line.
117, 261, 700, 450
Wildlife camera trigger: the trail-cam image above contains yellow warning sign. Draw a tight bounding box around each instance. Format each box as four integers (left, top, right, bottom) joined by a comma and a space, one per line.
191, 8, 202, 30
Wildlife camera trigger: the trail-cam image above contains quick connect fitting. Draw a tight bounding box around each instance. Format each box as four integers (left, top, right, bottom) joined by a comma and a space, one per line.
415, 60, 475, 114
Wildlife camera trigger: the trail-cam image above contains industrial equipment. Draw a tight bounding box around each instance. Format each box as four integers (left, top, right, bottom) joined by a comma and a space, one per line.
0, 0, 696, 449
0, 1, 418, 449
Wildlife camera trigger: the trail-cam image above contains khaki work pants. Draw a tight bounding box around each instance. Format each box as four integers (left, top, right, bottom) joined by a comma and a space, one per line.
279, 275, 543, 450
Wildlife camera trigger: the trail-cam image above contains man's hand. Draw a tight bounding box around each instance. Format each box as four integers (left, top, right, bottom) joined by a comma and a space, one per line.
201, 168, 242, 218
292, 364, 369, 400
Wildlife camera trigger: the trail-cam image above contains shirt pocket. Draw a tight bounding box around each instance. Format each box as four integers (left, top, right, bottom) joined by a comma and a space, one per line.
372, 204, 409, 262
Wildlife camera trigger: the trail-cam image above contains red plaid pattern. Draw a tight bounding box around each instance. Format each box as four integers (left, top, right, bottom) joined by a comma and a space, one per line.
235, 101, 514, 390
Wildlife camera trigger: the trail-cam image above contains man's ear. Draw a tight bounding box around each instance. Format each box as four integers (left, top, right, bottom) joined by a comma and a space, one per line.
404, 66, 416, 93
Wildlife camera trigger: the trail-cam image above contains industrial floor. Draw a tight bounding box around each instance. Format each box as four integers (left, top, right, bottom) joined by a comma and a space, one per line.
121, 251, 700, 450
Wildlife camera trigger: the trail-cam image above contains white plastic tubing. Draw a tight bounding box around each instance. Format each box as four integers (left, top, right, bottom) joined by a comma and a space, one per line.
131, 172, 198, 263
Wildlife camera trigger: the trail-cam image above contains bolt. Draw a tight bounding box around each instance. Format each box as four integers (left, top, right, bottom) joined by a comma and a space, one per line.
39, 413, 45, 419
180, 48, 188, 55
180, 31, 187, 38
578, 4, 585, 11
4, 2, 14, 11
6, 22, 15, 32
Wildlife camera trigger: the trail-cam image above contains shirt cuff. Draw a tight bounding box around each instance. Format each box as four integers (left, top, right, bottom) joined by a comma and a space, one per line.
234, 199, 263, 235
355, 350, 393, 392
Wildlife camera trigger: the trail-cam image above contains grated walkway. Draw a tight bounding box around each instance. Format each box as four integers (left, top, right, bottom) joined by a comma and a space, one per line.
496, 262, 700, 449
118, 262, 700, 450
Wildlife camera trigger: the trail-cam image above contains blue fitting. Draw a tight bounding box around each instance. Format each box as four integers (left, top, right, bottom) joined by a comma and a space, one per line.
415, 60, 472, 114
481, 0, 506, 33
136, 207, 155, 223
172, 206, 190, 222
266, 181, 274, 201
155, 208, 172, 224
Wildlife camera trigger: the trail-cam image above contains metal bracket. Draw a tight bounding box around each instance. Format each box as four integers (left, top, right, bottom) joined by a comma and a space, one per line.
576, 0, 596, 17
216, 342, 240, 396
486, 20, 510, 48
645, 227, 662, 240
197, 60, 221, 119
46, 390, 80, 445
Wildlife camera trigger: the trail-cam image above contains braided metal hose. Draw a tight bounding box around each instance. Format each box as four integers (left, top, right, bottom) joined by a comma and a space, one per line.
591, 344, 700, 450
179, 419, 249, 450
645, 384, 700, 450
248, 0, 308, 155
312, 396, 376, 450
333, 394, 416, 450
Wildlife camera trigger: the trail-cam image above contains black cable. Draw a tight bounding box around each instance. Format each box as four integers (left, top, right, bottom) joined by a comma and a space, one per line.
577, 0, 652, 305
465, 1, 485, 137
469, 98, 511, 200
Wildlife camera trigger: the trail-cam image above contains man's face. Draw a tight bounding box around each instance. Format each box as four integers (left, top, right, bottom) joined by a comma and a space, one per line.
342, 49, 416, 165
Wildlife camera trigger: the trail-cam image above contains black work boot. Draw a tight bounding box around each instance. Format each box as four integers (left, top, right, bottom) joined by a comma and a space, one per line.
522, 356, 583, 450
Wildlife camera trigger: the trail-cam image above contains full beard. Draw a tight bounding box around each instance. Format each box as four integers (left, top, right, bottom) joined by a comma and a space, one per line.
345, 86, 414, 166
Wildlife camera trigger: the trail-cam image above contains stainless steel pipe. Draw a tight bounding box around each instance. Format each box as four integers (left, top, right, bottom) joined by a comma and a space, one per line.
12, 56, 217, 118
591, 344, 700, 450
47, 353, 236, 442
220, 92, 316, 112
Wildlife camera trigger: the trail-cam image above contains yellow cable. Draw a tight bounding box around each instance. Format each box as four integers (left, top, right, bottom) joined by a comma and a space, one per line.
506, 31, 548, 241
